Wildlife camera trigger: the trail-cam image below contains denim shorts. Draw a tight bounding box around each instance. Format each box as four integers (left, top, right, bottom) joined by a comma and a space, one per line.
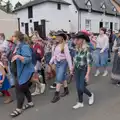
56, 60, 68, 83
93, 48, 108, 67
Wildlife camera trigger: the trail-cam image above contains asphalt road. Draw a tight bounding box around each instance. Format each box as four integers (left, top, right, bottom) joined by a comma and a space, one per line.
1, 66, 120, 120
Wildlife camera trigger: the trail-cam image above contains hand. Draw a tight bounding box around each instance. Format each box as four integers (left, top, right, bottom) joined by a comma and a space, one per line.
100, 49, 104, 53
0, 80, 3, 84
11, 55, 20, 62
118, 52, 120, 56
70, 70, 73, 75
37, 49, 41, 54
85, 74, 89, 82
114, 47, 118, 51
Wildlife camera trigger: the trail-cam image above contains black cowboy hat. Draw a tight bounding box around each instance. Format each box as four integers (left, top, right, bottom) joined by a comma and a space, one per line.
55, 31, 67, 40
74, 32, 90, 43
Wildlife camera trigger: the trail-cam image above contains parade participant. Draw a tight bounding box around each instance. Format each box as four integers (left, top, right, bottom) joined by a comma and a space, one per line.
111, 30, 120, 85
49, 31, 72, 103
31, 32, 46, 96
0, 34, 16, 87
73, 32, 94, 109
94, 28, 109, 77
10, 31, 34, 117
0, 59, 12, 104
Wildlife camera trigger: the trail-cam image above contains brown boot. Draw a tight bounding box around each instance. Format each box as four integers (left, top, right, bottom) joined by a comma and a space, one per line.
4, 97, 13, 104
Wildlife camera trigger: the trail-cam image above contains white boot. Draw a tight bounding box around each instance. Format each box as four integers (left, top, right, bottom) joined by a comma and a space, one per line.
31, 83, 41, 96
40, 83, 46, 94
94, 70, 100, 77
89, 93, 94, 105
102, 70, 108, 77
73, 102, 84, 109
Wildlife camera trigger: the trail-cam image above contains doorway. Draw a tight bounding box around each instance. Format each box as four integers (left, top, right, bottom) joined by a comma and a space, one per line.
25, 23, 29, 35
110, 22, 113, 31
99, 22, 103, 28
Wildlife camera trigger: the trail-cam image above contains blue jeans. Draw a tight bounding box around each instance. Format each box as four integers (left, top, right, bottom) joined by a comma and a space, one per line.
75, 67, 91, 102
56, 60, 68, 83
94, 48, 108, 67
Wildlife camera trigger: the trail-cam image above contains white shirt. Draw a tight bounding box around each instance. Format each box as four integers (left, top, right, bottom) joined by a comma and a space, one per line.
96, 34, 109, 51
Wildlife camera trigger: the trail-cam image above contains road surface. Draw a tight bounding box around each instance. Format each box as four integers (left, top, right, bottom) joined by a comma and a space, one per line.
0, 67, 120, 120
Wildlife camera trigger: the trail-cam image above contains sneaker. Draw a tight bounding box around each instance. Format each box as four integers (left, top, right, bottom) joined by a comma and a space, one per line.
50, 83, 56, 89
89, 93, 94, 105
31, 91, 40, 96
40, 83, 45, 94
94, 70, 100, 77
102, 70, 108, 77
73, 102, 84, 109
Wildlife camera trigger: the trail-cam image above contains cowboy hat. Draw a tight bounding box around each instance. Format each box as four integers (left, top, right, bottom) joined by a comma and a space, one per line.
55, 31, 67, 40
74, 32, 90, 43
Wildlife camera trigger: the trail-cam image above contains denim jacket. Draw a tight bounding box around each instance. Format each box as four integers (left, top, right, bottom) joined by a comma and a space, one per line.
16, 43, 34, 85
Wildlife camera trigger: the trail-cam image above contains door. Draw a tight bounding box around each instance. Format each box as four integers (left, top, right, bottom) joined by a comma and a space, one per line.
99, 22, 103, 28
34, 22, 39, 31
25, 23, 29, 35
110, 22, 113, 31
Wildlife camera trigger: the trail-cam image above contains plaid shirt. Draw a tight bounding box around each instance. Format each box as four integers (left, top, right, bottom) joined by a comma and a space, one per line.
74, 48, 93, 69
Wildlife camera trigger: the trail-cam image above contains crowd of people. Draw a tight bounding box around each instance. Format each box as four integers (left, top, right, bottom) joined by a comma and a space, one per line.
0, 27, 119, 117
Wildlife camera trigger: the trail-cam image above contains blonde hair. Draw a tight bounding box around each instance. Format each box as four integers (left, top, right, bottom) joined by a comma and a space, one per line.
76, 40, 89, 52
60, 40, 66, 53
31, 31, 42, 41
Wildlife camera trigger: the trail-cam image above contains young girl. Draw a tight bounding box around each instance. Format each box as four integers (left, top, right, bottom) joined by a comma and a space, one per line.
73, 32, 94, 109
0, 61, 12, 104
31, 33, 46, 96
49, 32, 72, 103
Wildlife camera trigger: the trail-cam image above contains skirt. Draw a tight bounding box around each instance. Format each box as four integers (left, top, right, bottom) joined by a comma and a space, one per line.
94, 48, 108, 67
56, 60, 68, 83
111, 51, 120, 83
0, 76, 11, 91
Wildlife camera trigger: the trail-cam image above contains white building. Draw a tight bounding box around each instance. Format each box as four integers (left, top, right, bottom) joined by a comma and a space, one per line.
0, 6, 18, 39
14, 0, 120, 37
14, 0, 72, 37
67, 0, 120, 33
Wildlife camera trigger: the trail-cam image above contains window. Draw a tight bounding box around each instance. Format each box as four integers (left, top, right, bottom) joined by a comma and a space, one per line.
86, 0, 92, 12
28, 6, 33, 18
21, 22, 24, 27
114, 23, 118, 30
85, 19, 91, 31
105, 22, 109, 29
101, 2, 106, 13
113, 7, 117, 12
57, 3, 61, 10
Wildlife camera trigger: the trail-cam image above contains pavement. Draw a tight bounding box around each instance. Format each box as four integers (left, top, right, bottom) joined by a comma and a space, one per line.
1, 67, 120, 120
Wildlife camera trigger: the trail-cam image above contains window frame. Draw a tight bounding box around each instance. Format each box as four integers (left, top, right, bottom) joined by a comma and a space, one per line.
57, 3, 61, 10
28, 6, 33, 18
114, 23, 118, 30
85, 19, 91, 31
105, 22, 109, 29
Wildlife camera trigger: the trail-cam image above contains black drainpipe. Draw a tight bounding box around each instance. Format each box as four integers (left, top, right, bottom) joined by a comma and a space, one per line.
17, 18, 20, 31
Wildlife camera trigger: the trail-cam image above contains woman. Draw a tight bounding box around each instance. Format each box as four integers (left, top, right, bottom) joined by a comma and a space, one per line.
111, 31, 120, 84
94, 28, 109, 77
10, 31, 34, 117
49, 31, 72, 103
73, 32, 94, 109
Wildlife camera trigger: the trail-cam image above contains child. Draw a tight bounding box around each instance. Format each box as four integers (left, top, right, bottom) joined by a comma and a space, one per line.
49, 31, 73, 103
0, 61, 12, 104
